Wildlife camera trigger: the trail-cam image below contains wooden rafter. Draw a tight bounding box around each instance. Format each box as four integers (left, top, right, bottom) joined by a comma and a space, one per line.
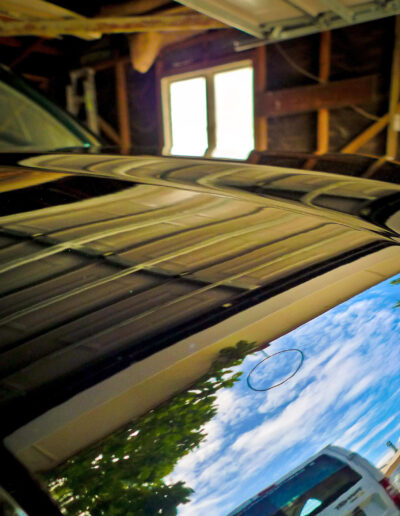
0, 0, 84, 20
317, 31, 331, 155
99, 117, 121, 145
0, 13, 227, 38
115, 62, 131, 150
304, 30, 331, 170
0, 0, 99, 39
10, 38, 44, 68
22, 72, 49, 89
386, 15, 400, 159
0, 37, 59, 55
363, 155, 388, 178
341, 112, 390, 154
254, 45, 268, 151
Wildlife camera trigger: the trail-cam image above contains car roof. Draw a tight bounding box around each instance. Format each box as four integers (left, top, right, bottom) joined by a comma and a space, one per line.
1, 153, 400, 516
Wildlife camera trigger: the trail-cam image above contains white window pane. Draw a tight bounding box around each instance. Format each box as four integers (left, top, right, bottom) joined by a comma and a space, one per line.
169, 77, 208, 157
212, 67, 254, 160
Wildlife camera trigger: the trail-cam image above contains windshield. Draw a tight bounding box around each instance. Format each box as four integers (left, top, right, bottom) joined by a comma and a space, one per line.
0, 75, 97, 152
231, 455, 361, 516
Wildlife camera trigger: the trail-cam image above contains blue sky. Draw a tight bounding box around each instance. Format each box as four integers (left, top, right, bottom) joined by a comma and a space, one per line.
166, 275, 400, 515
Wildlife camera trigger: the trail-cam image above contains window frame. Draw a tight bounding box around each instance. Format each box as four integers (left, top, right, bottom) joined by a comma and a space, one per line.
160, 58, 255, 158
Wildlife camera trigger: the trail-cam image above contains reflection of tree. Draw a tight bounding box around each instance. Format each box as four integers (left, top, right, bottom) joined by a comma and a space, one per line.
44, 340, 255, 516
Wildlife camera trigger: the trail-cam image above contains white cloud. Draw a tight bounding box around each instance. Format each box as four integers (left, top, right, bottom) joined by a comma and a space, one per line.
351, 414, 399, 452
214, 388, 253, 426
167, 290, 400, 516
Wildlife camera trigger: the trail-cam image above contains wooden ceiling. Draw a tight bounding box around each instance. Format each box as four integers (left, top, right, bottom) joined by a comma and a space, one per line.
0, 0, 226, 38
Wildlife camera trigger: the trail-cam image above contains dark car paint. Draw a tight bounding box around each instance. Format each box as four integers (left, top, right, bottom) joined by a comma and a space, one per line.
0, 152, 399, 430
1, 69, 400, 516
1, 154, 400, 515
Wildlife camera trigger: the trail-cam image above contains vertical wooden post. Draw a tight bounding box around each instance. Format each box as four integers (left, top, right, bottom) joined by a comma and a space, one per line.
115, 61, 131, 151
386, 16, 400, 160
254, 45, 268, 151
205, 73, 216, 157
317, 30, 331, 154
155, 58, 165, 154
304, 31, 331, 170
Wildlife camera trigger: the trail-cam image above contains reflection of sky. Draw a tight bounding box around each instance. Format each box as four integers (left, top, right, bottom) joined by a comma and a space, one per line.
166, 275, 400, 515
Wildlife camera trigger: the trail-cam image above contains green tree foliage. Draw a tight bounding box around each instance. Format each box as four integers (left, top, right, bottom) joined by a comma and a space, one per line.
390, 277, 400, 307
44, 340, 255, 516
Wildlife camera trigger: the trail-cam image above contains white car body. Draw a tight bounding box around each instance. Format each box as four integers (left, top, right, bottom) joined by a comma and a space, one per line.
230, 445, 400, 516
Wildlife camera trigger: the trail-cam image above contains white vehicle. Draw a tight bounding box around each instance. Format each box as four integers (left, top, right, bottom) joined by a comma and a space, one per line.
229, 445, 400, 516
391, 464, 400, 492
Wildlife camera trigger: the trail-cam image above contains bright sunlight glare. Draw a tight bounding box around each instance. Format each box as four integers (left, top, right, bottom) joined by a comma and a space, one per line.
170, 77, 208, 157
212, 67, 254, 160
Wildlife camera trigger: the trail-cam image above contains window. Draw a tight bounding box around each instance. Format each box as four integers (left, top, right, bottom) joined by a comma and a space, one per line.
234, 455, 361, 516
161, 61, 254, 160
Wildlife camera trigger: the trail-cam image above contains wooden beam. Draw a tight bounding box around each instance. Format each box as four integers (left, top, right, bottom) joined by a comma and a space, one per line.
115, 62, 131, 151
0, 37, 59, 55
10, 37, 44, 68
0, 36, 22, 47
0, 14, 227, 38
255, 75, 380, 118
92, 56, 130, 72
386, 15, 400, 159
363, 155, 387, 179
0, 0, 99, 40
98, 116, 121, 145
304, 30, 331, 170
253, 45, 268, 151
155, 57, 164, 153
0, 0, 85, 20
317, 31, 331, 154
247, 150, 262, 164
341, 112, 390, 154
205, 69, 216, 157
22, 72, 49, 89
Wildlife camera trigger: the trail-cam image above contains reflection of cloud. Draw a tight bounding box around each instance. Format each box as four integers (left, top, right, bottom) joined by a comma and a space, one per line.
351, 414, 399, 452
215, 388, 253, 426
168, 281, 400, 516
335, 413, 376, 448
363, 419, 400, 457
231, 352, 376, 473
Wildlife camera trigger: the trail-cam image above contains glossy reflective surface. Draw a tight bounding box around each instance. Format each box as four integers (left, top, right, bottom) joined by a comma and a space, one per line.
19, 153, 400, 237
4, 153, 400, 435
42, 274, 400, 516
2, 152, 400, 516
0, 67, 100, 152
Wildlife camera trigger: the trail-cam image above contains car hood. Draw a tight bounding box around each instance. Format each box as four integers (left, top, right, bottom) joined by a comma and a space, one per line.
2, 153, 400, 516
1, 152, 400, 429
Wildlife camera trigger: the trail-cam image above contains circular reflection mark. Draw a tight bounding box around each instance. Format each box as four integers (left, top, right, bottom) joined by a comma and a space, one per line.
247, 349, 304, 392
